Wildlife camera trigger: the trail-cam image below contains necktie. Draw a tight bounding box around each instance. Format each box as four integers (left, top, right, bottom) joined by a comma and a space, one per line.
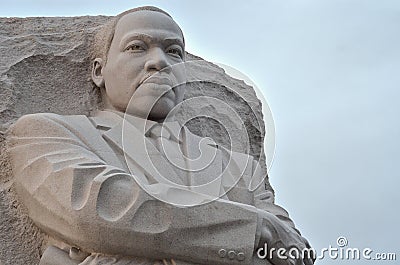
148, 124, 172, 153
148, 123, 190, 186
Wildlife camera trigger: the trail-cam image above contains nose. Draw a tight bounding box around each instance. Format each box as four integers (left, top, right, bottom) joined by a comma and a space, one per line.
144, 47, 171, 72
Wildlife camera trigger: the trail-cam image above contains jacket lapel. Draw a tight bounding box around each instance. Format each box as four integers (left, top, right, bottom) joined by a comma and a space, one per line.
91, 111, 185, 187
183, 128, 223, 198
90, 111, 225, 198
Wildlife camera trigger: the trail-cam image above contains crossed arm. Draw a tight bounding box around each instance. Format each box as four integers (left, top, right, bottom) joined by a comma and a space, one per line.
9, 113, 312, 265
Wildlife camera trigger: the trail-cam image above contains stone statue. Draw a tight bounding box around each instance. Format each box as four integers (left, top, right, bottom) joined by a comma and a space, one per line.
7, 6, 313, 265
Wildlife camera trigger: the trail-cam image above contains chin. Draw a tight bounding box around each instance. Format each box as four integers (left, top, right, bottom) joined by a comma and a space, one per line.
124, 93, 177, 121
148, 100, 176, 121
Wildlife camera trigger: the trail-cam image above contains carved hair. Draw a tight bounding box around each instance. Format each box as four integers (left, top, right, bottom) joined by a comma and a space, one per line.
91, 6, 184, 63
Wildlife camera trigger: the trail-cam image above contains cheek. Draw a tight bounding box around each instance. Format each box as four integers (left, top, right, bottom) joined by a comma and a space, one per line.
104, 57, 144, 82
105, 85, 134, 111
103, 62, 143, 95
174, 85, 186, 103
174, 66, 186, 83
106, 86, 133, 99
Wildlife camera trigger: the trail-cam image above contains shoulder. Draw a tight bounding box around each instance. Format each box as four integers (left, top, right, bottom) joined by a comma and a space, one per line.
13, 112, 89, 125
182, 125, 256, 160
11, 113, 92, 137
183, 126, 258, 168
182, 126, 219, 147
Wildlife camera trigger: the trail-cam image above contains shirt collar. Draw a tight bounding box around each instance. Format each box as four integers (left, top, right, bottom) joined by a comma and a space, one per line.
108, 109, 183, 143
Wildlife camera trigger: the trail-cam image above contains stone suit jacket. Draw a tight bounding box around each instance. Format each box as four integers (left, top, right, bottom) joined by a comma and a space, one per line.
9, 111, 296, 265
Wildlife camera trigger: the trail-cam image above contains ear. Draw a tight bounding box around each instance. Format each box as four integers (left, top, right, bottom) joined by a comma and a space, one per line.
92, 58, 105, 88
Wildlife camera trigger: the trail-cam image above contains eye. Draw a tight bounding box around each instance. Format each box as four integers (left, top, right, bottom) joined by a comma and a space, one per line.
166, 46, 183, 59
125, 42, 146, 52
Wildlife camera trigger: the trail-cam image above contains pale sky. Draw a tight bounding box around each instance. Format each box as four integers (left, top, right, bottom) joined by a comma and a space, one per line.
1, 0, 399, 264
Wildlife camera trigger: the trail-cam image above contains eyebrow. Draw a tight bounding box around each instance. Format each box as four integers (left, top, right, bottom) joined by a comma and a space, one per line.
164, 37, 184, 48
120, 33, 184, 49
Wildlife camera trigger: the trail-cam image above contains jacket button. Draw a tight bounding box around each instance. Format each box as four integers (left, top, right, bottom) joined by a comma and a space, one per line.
218, 249, 227, 258
237, 252, 245, 261
228, 250, 236, 259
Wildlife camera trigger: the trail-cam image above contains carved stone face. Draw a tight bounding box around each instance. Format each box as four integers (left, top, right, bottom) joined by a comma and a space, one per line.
97, 10, 186, 121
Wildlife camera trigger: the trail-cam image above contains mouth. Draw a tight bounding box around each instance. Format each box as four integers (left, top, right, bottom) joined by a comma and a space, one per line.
140, 73, 174, 87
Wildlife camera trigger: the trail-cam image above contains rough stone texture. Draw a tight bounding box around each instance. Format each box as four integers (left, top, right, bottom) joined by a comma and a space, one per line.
0, 16, 267, 265
0, 16, 110, 131
0, 132, 48, 265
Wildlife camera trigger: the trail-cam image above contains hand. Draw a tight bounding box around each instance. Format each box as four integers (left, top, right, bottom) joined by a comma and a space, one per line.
256, 210, 315, 265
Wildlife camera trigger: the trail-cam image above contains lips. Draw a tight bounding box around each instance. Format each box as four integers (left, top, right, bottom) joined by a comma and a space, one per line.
140, 73, 174, 87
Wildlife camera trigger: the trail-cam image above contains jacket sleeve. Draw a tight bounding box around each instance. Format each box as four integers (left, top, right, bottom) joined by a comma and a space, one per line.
250, 160, 299, 232
220, 148, 303, 249
9, 113, 259, 265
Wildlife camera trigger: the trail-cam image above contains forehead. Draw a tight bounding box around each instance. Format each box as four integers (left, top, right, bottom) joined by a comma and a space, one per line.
113, 11, 184, 43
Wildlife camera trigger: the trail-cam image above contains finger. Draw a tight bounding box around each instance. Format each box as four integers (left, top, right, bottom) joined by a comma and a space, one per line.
294, 256, 307, 265
302, 237, 312, 249
303, 257, 314, 265
302, 245, 316, 263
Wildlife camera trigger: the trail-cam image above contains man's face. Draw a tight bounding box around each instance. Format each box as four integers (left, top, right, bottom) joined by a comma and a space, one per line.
101, 11, 186, 120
